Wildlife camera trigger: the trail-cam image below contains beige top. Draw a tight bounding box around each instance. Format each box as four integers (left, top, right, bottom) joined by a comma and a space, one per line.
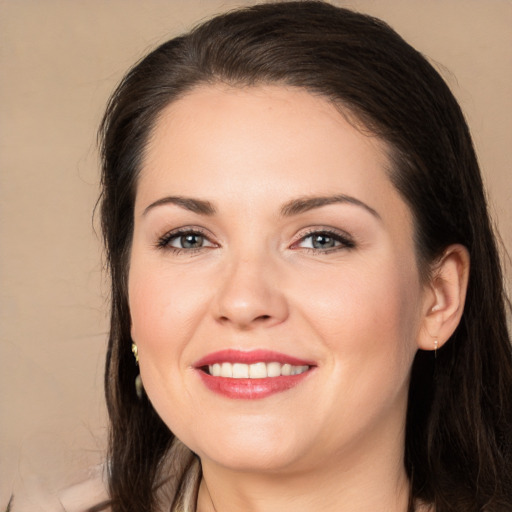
57, 470, 110, 512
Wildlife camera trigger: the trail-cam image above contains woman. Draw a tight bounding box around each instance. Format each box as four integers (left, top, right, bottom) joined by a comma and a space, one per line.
98, 1, 512, 511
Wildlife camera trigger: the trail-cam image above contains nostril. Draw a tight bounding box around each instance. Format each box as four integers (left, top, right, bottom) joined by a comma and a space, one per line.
218, 313, 273, 327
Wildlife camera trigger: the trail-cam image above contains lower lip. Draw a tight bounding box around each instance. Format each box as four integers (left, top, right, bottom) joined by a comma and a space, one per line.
197, 370, 312, 399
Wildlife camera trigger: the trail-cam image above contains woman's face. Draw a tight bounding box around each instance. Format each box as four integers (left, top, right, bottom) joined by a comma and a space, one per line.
129, 85, 429, 474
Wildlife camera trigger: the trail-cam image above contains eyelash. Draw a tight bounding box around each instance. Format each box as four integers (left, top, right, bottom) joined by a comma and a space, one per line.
292, 228, 356, 254
156, 227, 355, 254
156, 227, 215, 254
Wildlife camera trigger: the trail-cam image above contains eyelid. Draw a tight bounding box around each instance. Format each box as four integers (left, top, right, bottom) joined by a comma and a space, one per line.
156, 226, 218, 251
155, 225, 354, 253
290, 227, 356, 252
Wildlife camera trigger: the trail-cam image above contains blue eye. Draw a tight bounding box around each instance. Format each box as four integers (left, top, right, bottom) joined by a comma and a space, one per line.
158, 230, 215, 251
171, 233, 205, 249
296, 230, 355, 251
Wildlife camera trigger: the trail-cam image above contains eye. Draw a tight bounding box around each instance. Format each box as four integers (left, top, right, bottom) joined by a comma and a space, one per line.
157, 229, 216, 252
170, 232, 210, 249
294, 230, 355, 252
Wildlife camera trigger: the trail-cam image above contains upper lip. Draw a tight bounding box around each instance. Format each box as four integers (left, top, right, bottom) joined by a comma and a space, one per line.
193, 349, 315, 368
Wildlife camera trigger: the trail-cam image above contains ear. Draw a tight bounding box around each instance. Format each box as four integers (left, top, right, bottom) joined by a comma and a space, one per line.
417, 244, 470, 351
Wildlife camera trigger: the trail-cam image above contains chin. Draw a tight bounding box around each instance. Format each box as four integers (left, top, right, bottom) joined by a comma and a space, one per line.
182, 423, 312, 473
199, 445, 304, 473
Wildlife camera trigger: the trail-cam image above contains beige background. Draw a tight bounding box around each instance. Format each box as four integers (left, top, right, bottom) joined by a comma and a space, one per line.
1, 0, 510, 509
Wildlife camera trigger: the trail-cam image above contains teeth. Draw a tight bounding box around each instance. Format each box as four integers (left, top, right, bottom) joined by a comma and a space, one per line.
207, 362, 309, 378
221, 362, 232, 378
267, 362, 281, 377
249, 362, 267, 379
232, 363, 249, 378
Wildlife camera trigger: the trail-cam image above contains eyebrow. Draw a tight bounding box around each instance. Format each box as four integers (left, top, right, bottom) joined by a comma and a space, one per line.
142, 193, 380, 220
280, 194, 381, 219
143, 196, 216, 216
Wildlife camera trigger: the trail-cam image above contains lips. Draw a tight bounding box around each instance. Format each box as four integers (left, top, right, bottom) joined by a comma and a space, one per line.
194, 349, 315, 399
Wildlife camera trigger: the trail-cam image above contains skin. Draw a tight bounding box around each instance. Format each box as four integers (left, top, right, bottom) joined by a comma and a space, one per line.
129, 85, 468, 512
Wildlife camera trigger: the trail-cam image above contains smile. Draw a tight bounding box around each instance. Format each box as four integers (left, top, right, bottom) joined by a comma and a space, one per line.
194, 349, 315, 399
207, 362, 310, 378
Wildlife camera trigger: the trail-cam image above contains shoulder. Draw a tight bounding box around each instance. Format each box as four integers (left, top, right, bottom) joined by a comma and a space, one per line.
57, 465, 110, 512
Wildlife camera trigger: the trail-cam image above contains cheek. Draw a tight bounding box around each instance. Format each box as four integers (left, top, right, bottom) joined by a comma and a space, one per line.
296, 254, 421, 370
128, 261, 209, 364
128, 263, 210, 429
129, 272, 167, 348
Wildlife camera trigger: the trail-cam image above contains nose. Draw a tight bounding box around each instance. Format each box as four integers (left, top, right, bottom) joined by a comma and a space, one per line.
213, 252, 289, 330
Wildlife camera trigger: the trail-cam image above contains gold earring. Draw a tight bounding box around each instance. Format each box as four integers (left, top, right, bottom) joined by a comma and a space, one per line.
135, 374, 143, 399
131, 343, 143, 398
131, 342, 139, 364
434, 338, 438, 358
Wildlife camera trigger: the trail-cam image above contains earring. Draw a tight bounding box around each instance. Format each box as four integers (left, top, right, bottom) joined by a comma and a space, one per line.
135, 374, 143, 399
131, 343, 143, 399
131, 342, 139, 364
434, 338, 438, 358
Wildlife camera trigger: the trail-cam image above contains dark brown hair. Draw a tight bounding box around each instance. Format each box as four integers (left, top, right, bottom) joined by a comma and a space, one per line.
99, 2, 512, 510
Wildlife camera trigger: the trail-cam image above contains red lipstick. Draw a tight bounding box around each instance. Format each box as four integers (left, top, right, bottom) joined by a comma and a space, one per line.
194, 349, 315, 400
194, 349, 314, 367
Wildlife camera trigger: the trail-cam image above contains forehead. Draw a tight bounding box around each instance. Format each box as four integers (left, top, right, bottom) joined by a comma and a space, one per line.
138, 85, 407, 222
145, 85, 387, 168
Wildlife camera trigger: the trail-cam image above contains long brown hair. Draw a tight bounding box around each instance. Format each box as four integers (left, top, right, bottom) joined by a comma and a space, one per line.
99, 2, 512, 510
